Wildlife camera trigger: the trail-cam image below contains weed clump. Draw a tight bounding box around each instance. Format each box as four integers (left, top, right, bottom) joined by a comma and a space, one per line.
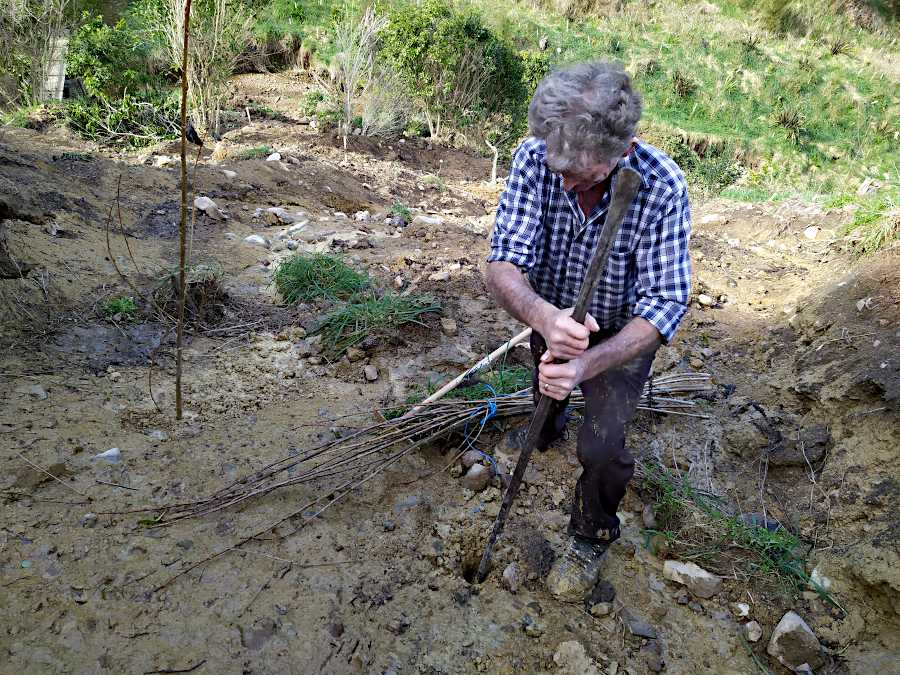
315, 293, 440, 358
235, 145, 274, 160
274, 253, 369, 303
101, 295, 137, 319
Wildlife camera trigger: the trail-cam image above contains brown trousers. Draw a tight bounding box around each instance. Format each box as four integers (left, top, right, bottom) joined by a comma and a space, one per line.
531, 329, 656, 544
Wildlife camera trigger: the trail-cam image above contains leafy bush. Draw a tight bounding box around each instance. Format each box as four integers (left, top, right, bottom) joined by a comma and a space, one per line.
274, 253, 369, 303
67, 13, 146, 100
379, 0, 522, 138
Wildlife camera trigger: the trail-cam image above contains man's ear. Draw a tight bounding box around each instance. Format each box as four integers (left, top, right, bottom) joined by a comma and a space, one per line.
623, 138, 637, 157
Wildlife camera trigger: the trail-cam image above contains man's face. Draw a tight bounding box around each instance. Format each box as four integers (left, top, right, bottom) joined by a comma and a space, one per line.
560, 161, 614, 193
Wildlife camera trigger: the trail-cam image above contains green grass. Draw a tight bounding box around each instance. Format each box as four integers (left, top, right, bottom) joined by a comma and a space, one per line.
274, 253, 369, 303
840, 193, 899, 256
101, 295, 137, 318
235, 144, 274, 160
390, 201, 412, 223
641, 462, 843, 609
314, 293, 441, 357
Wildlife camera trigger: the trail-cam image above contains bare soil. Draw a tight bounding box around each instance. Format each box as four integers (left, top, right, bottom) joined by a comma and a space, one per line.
1, 73, 898, 674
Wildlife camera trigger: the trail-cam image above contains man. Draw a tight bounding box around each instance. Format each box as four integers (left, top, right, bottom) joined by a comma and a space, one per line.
485, 62, 692, 601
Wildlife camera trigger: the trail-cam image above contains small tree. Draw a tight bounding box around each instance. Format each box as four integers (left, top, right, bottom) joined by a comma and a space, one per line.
321, 6, 386, 148
0, 0, 70, 104
153, 0, 252, 137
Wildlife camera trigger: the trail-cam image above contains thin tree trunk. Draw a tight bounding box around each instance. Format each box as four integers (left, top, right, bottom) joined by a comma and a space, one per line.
176, 0, 193, 420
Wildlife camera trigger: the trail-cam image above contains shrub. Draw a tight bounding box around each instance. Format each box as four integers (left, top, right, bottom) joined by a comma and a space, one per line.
63, 91, 179, 146
390, 201, 411, 224
361, 63, 408, 139
67, 13, 146, 100
0, 0, 70, 104
274, 253, 369, 303
379, 0, 522, 138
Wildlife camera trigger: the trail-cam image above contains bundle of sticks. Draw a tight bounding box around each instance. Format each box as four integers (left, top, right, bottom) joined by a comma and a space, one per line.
126, 372, 713, 528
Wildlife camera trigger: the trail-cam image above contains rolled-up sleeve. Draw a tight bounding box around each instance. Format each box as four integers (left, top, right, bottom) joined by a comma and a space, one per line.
632, 188, 692, 343
487, 143, 544, 270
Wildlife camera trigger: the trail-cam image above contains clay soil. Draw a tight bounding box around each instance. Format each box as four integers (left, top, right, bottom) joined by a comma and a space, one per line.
1, 74, 898, 674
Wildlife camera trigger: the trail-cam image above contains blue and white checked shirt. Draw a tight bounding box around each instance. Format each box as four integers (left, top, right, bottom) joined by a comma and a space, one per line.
487, 137, 692, 343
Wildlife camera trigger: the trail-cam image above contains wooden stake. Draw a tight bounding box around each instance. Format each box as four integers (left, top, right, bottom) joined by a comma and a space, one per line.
175, 0, 193, 420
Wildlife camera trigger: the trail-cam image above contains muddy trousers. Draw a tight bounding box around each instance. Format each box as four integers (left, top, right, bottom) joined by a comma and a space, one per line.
531, 330, 656, 545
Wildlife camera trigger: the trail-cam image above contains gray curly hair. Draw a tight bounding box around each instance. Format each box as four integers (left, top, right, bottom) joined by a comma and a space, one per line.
528, 61, 642, 174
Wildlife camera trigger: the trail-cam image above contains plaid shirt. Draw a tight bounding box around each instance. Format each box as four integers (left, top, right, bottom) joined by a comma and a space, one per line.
487, 137, 692, 343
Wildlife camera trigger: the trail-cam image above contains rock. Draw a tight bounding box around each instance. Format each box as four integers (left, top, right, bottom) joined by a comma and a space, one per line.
387, 613, 411, 635
383, 520, 396, 532
393, 275, 404, 289
768, 424, 830, 468
803, 226, 819, 240
731, 602, 751, 618
622, 609, 657, 639
222, 169, 237, 179
662, 560, 722, 598
19, 384, 49, 400
522, 614, 544, 638
92, 448, 121, 464
809, 566, 832, 592
266, 207, 305, 225
689, 357, 704, 369
79, 513, 98, 528
353, 210, 370, 221
266, 152, 281, 162
461, 463, 492, 492
744, 620, 763, 643
285, 240, 298, 250
346, 347, 366, 362
699, 213, 725, 224
502, 563, 523, 593
440, 317, 458, 336
552, 640, 602, 675
154, 155, 172, 167
767, 611, 824, 671
460, 450, 482, 469
428, 270, 450, 282
194, 196, 225, 220
364, 365, 379, 381
147, 429, 169, 442
244, 234, 270, 248
642, 504, 657, 529
412, 214, 444, 227
589, 601, 613, 617
697, 293, 715, 307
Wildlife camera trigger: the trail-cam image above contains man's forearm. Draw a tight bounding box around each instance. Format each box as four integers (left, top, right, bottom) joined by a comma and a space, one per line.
579, 316, 662, 379
485, 262, 554, 331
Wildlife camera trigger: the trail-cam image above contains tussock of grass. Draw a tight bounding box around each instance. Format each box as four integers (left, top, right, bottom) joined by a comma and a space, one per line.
641, 462, 843, 609
840, 194, 899, 256
274, 254, 369, 303
101, 295, 137, 318
315, 293, 440, 358
235, 144, 274, 160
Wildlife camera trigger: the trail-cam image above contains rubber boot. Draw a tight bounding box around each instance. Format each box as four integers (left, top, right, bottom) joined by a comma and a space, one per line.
546, 537, 609, 603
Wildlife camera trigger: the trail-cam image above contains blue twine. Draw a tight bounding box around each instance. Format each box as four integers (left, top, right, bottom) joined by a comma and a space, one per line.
460, 384, 500, 476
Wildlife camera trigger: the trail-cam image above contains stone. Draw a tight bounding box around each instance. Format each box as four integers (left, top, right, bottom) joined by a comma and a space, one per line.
285, 240, 298, 251
731, 602, 751, 618
364, 365, 379, 381
697, 293, 715, 307
383, 520, 396, 532
147, 429, 169, 442
353, 210, 370, 221
244, 234, 270, 248
154, 155, 172, 167
194, 196, 225, 220
460, 450, 482, 469
590, 601, 613, 617
266, 207, 304, 225
393, 275, 404, 289
689, 357, 704, 369
346, 347, 366, 362
502, 563, 523, 593
522, 614, 544, 638
642, 504, 657, 529
412, 214, 444, 227
767, 611, 824, 670
266, 152, 281, 161
622, 609, 657, 639
662, 560, 722, 598
19, 384, 49, 400
461, 463, 492, 493
287, 221, 309, 234
79, 513, 98, 528
803, 226, 819, 240
222, 169, 237, 179
428, 270, 450, 282
744, 620, 763, 643
552, 640, 602, 675
92, 448, 121, 464
440, 317, 458, 336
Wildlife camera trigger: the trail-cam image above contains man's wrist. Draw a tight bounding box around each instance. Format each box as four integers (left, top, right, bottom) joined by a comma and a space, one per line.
529, 298, 555, 335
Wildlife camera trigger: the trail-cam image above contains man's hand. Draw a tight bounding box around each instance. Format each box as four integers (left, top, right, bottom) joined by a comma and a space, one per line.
537, 351, 586, 401
538, 306, 600, 360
